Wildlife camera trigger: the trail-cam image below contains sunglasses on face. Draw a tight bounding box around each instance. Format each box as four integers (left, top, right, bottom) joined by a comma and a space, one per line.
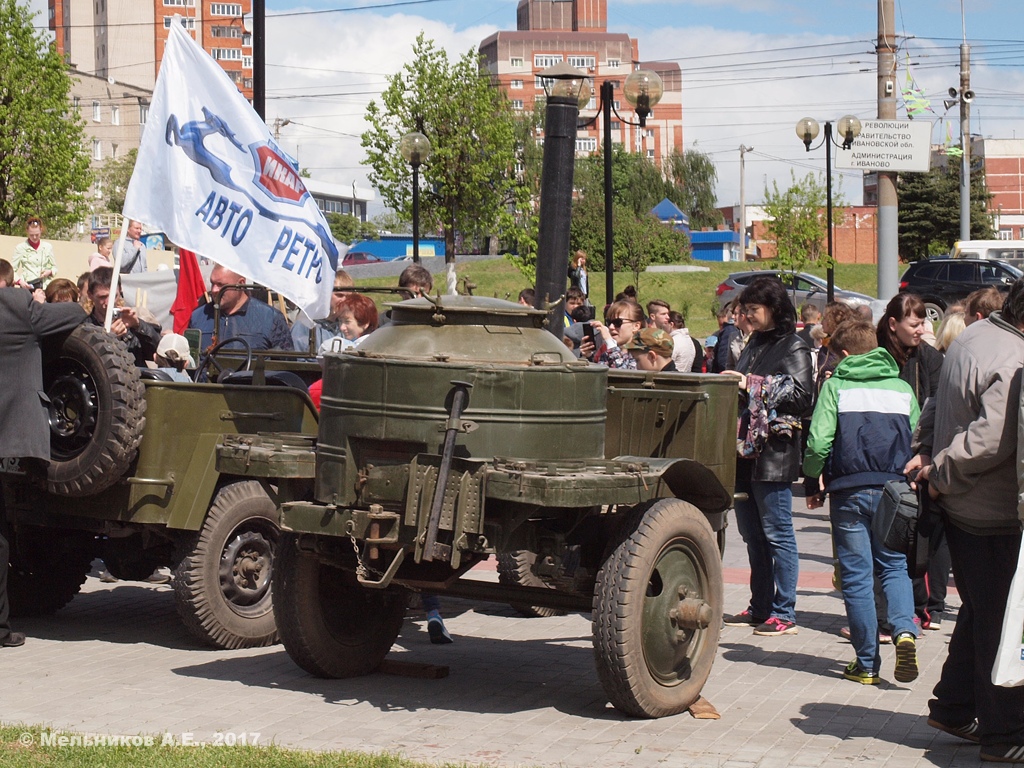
607, 317, 633, 329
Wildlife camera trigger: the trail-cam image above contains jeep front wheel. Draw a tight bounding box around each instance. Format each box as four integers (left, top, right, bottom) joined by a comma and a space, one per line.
172, 481, 279, 649
592, 498, 722, 718
273, 533, 407, 678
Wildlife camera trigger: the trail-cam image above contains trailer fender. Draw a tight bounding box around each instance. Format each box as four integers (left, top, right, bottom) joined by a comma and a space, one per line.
616, 455, 731, 526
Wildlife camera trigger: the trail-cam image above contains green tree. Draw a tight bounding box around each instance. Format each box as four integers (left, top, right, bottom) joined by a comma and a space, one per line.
371, 211, 408, 234
569, 145, 680, 273
98, 148, 137, 214
502, 108, 543, 283
0, 0, 92, 235
362, 34, 531, 292
665, 147, 722, 230
614, 212, 691, 290
326, 213, 378, 245
897, 161, 995, 261
761, 171, 844, 272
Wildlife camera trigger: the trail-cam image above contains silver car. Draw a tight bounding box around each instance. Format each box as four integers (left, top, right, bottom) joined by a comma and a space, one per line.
715, 270, 878, 316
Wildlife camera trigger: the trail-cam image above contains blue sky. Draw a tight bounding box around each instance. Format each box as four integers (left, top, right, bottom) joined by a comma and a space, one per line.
258, 0, 1023, 209
30, 0, 1023, 209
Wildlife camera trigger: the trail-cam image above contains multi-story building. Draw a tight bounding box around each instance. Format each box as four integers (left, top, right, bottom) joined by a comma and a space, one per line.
976, 138, 1024, 239
66, 67, 152, 236
863, 136, 1024, 239
479, 0, 683, 166
49, 0, 253, 100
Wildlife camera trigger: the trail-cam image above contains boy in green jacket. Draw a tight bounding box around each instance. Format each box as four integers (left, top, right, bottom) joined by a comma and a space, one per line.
803, 320, 920, 685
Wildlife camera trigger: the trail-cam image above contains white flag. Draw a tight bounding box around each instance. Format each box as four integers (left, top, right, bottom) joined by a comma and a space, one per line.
123, 20, 341, 320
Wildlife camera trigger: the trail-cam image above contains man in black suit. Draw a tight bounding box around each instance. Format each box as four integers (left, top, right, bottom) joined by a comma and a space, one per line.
0, 259, 86, 648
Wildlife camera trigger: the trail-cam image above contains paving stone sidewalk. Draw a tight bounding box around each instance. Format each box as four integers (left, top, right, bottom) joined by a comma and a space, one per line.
0, 501, 978, 768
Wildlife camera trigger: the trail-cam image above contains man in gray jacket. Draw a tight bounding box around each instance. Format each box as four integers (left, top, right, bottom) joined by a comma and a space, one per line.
910, 280, 1024, 762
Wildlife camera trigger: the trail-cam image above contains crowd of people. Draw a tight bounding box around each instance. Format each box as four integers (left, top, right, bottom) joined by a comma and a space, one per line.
5, 223, 1024, 758
558, 254, 1024, 761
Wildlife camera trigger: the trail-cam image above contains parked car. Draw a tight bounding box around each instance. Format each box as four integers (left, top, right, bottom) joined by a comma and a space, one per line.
899, 257, 1020, 323
715, 270, 876, 314
341, 252, 383, 267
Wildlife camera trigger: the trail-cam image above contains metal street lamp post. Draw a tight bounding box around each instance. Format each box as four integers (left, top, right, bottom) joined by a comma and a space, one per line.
580, 70, 665, 306
795, 115, 862, 304
400, 131, 431, 264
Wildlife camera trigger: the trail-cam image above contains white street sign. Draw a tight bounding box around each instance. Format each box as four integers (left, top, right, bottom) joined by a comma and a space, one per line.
834, 120, 933, 173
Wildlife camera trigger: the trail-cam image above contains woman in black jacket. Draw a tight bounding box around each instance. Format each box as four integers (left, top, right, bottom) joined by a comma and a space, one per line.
877, 293, 943, 405
723, 277, 814, 636
877, 293, 948, 631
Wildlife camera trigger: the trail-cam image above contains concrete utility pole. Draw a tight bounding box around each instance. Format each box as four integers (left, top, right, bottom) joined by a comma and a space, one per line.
876, 0, 899, 300
959, 41, 972, 241
738, 145, 753, 261
252, 0, 265, 119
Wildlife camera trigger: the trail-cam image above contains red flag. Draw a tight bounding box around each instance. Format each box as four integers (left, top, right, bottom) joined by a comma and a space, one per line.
171, 249, 207, 334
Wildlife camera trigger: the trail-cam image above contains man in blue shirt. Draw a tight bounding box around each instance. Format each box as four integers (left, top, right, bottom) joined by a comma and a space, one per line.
188, 265, 291, 352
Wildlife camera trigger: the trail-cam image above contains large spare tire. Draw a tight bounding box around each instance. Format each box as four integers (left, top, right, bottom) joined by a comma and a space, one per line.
40, 324, 146, 496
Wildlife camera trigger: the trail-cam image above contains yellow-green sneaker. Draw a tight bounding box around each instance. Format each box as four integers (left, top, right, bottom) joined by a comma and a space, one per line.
843, 661, 880, 685
894, 633, 919, 683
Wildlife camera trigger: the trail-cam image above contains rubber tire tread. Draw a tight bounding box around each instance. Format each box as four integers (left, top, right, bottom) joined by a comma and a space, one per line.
172, 481, 280, 650
44, 324, 146, 497
8, 527, 94, 617
273, 533, 406, 679
496, 550, 566, 618
592, 498, 723, 718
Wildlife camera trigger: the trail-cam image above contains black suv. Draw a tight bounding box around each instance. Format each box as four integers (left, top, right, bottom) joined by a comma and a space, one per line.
898, 258, 1020, 322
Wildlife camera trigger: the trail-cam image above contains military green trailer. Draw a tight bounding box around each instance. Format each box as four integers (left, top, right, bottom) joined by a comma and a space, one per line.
238, 296, 737, 718
0, 324, 319, 649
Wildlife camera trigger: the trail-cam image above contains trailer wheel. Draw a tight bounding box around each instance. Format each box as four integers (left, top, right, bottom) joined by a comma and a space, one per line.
8, 527, 93, 617
39, 324, 146, 497
173, 481, 279, 649
496, 550, 566, 618
273, 533, 407, 678
593, 498, 722, 718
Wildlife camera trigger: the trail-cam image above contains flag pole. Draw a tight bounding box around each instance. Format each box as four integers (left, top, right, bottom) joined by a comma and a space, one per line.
104, 215, 131, 332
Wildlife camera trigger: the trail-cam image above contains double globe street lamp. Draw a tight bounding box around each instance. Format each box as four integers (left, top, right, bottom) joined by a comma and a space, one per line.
795, 115, 862, 304
400, 130, 431, 264
536, 63, 665, 315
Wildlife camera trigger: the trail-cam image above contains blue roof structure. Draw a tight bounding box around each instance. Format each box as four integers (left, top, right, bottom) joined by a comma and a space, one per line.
650, 198, 689, 231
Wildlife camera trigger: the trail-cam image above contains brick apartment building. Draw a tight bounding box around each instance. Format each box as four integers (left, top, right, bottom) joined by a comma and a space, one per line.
479, 0, 683, 166
49, 0, 253, 100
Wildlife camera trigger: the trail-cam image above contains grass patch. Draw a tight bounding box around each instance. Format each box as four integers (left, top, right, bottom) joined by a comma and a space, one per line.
356, 258, 889, 339
0, 724, 488, 768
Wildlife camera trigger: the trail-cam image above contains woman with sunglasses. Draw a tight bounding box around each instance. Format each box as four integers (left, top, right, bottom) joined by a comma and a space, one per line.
579, 300, 644, 370
723, 276, 814, 636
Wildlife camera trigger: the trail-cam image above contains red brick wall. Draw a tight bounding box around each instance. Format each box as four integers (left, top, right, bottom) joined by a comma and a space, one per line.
730, 206, 879, 264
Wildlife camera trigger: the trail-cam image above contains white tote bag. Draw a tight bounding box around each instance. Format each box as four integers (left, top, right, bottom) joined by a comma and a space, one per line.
993, 542, 1024, 687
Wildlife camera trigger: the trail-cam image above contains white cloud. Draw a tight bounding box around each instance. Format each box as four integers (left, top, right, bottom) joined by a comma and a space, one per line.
265, 12, 498, 216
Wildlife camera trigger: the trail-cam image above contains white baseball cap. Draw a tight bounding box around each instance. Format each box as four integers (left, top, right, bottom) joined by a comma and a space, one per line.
157, 333, 195, 367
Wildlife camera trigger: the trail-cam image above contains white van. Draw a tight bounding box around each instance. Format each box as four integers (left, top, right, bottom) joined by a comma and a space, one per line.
951, 240, 1024, 262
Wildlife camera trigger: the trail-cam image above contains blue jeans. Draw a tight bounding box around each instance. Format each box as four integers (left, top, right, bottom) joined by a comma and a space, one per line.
734, 480, 799, 623
830, 488, 916, 673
